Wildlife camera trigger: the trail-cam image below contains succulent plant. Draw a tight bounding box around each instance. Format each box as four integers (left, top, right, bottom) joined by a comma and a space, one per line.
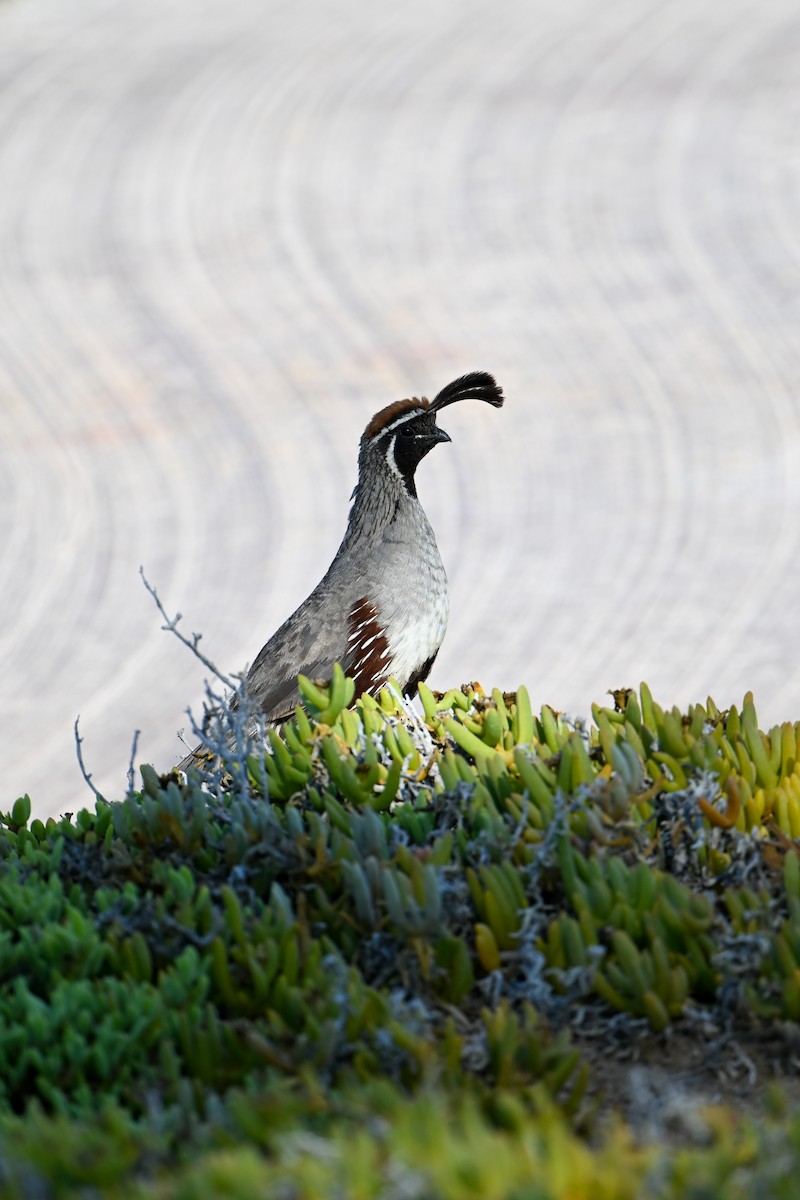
3, 677, 800, 1195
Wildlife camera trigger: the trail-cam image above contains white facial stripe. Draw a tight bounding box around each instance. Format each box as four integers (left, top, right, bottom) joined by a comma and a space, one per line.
385, 434, 403, 481
377, 409, 427, 437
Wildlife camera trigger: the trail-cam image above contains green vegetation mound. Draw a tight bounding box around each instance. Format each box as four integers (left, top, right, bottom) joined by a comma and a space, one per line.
3, 677, 800, 1197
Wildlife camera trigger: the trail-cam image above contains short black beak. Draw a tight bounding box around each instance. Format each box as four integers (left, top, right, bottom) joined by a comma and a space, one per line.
429, 426, 451, 445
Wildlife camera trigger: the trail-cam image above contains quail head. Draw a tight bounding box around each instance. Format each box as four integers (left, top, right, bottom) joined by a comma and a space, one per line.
179, 371, 503, 768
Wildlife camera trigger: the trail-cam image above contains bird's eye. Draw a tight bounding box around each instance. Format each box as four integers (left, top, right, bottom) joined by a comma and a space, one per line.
397, 425, 415, 438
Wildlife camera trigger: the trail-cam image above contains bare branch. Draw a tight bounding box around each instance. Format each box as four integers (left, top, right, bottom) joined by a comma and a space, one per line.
180, 675, 268, 803
126, 729, 141, 798
74, 715, 104, 803
139, 566, 236, 689
140, 566, 268, 799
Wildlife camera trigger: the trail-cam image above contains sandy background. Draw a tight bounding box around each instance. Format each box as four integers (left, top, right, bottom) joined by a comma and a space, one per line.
2, 0, 799, 818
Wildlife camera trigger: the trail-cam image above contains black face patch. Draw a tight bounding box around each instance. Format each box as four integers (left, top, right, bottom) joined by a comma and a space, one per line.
382, 412, 450, 495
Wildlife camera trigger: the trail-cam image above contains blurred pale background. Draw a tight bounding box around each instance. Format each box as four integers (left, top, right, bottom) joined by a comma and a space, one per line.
2, 0, 799, 819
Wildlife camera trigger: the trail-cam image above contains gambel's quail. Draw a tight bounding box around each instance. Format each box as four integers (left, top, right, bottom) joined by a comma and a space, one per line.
179, 371, 503, 767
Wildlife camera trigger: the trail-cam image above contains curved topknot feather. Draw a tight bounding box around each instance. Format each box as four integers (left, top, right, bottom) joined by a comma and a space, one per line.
428, 371, 504, 413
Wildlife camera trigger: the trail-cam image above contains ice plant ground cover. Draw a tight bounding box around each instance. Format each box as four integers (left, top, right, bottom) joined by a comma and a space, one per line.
3, 676, 800, 1198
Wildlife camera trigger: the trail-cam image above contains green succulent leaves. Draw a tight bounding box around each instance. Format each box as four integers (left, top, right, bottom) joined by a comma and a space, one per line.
3, 677, 800, 1195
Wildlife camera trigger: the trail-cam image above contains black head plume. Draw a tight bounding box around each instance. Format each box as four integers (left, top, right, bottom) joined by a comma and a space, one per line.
427, 371, 504, 414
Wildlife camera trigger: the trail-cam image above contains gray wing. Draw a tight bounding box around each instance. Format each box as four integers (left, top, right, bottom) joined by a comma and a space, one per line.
244, 592, 392, 722
175, 590, 393, 773
174, 638, 325, 773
